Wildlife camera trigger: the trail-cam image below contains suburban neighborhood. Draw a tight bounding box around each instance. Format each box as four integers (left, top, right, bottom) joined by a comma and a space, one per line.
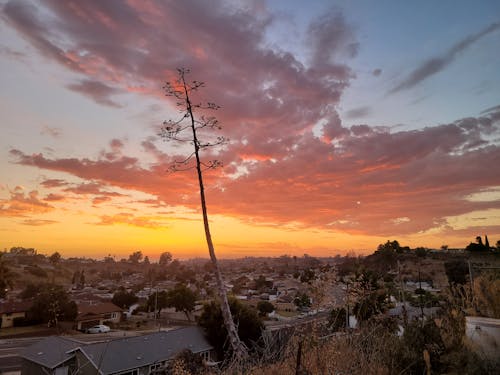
1, 240, 499, 374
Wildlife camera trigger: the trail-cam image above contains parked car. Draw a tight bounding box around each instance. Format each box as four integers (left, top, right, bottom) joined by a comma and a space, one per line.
86, 324, 110, 334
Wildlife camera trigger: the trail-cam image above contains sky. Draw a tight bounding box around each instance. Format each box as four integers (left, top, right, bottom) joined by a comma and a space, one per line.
1, 0, 500, 260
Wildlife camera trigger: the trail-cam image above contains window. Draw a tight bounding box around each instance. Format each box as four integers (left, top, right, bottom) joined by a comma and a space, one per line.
149, 362, 164, 374
114, 369, 138, 375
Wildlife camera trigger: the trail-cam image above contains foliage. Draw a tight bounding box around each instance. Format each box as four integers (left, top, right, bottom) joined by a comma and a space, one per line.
300, 268, 316, 283
197, 297, 263, 359
396, 319, 445, 374
414, 247, 428, 257
166, 284, 196, 320
25, 265, 47, 278
0, 252, 14, 298
465, 235, 490, 252
353, 290, 388, 321
257, 301, 274, 316
112, 288, 138, 309
9, 246, 36, 255
294, 292, 312, 309
128, 250, 143, 263
159, 251, 172, 266
29, 284, 77, 326
71, 270, 85, 289
146, 290, 168, 316
20, 282, 42, 299
473, 270, 500, 318
328, 307, 347, 331
254, 275, 272, 292
376, 240, 403, 254
444, 259, 468, 285
167, 349, 205, 374
49, 251, 61, 265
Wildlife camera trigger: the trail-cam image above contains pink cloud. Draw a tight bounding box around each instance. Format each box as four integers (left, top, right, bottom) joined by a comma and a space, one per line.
95, 212, 168, 229
9, 107, 500, 236
0, 189, 53, 217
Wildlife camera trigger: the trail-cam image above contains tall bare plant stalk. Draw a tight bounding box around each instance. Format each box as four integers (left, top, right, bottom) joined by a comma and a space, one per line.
159, 68, 247, 361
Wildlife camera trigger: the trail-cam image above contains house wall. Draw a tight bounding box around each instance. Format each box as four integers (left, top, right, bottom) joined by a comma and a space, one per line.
103, 311, 122, 324
21, 359, 50, 375
1, 311, 25, 328
75, 351, 101, 375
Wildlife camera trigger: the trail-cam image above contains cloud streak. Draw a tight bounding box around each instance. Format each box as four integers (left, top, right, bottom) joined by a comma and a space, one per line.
390, 22, 500, 94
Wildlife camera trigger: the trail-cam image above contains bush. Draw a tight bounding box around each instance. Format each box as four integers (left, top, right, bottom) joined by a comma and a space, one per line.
13, 316, 31, 327
25, 265, 47, 278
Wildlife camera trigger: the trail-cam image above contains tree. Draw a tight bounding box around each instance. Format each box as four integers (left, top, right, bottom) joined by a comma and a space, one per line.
257, 300, 274, 316
0, 253, 14, 298
166, 283, 196, 320
444, 260, 468, 285
29, 284, 77, 326
353, 290, 388, 322
112, 288, 138, 309
294, 292, 312, 309
128, 250, 143, 263
198, 297, 263, 359
147, 290, 168, 317
20, 282, 41, 300
160, 68, 246, 359
49, 251, 61, 265
159, 251, 172, 266
143, 255, 150, 265
328, 307, 348, 331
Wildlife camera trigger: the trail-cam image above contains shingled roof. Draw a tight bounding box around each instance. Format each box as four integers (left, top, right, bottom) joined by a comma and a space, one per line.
20, 336, 82, 369
73, 326, 213, 374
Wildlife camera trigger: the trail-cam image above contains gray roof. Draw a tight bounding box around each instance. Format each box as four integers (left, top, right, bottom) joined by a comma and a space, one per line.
74, 326, 213, 374
21, 336, 81, 369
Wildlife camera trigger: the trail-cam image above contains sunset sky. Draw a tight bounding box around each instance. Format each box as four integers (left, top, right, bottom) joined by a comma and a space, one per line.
1, 1, 500, 260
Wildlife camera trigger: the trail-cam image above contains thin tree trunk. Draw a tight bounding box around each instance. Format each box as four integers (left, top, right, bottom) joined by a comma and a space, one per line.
181, 75, 248, 361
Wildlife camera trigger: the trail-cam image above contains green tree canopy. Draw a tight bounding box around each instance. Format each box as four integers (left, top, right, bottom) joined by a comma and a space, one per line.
29, 283, 77, 326
112, 288, 138, 309
159, 251, 172, 266
166, 284, 196, 320
147, 290, 168, 316
49, 251, 61, 265
257, 300, 274, 316
0, 252, 15, 298
128, 250, 143, 264
198, 297, 263, 359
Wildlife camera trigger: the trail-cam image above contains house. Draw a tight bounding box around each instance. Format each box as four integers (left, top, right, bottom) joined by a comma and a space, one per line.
0, 300, 32, 328
21, 326, 214, 375
21, 336, 81, 375
75, 302, 123, 331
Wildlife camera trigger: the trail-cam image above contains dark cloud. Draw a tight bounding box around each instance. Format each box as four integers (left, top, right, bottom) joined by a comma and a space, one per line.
390, 22, 500, 94
372, 68, 382, 77
66, 79, 121, 108
345, 106, 371, 119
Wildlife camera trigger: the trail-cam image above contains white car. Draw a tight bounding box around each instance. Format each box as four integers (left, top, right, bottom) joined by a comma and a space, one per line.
86, 324, 110, 334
